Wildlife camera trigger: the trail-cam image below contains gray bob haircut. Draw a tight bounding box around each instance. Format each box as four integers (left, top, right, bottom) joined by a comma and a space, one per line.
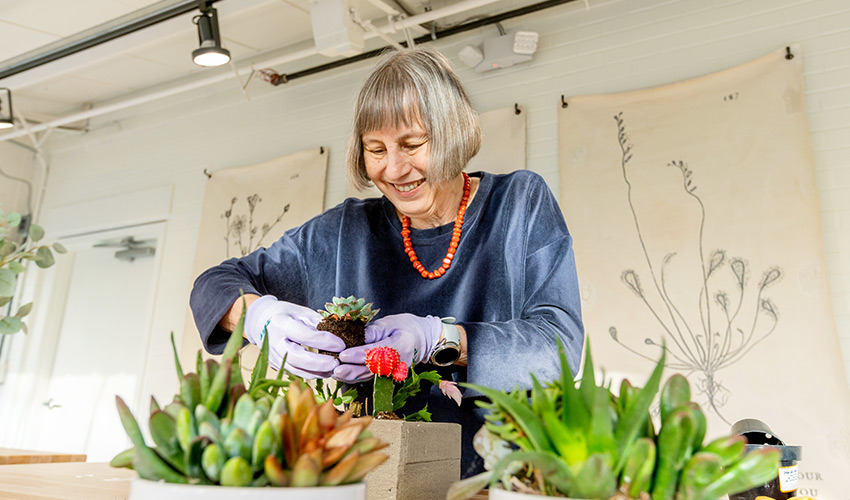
346, 47, 482, 190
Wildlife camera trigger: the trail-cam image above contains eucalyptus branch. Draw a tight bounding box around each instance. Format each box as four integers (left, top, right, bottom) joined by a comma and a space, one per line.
0, 210, 65, 334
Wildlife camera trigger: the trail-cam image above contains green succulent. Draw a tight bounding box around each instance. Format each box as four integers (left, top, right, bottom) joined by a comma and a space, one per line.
111, 302, 389, 487
318, 296, 379, 323
448, 339, 780, 500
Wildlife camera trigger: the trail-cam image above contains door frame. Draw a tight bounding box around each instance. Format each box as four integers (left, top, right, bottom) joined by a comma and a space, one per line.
2, 221, 166, 451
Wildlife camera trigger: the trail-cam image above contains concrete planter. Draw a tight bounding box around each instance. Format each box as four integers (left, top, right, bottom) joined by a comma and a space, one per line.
128, 478, 366, 500
365, 419, 462, 500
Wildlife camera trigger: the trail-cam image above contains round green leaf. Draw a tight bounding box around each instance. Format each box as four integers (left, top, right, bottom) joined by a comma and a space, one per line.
53, 242, 68, 254
0, 240, 16, 257
35, 246, 55, 268
8, 261, 25, 274
5, 212, 21, 228
0, 268, 17, 296
29, 224, 44, 242
15, 302, 33, 318
0, 316, 23, 335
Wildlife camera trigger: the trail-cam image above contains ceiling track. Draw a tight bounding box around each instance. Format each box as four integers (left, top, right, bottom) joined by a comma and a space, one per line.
0, 0, 222, 81
276, 0, 578, 84
0, 0, 577, 144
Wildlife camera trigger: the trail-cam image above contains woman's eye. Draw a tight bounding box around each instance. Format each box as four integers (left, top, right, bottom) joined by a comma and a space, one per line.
405, 143, 423, 150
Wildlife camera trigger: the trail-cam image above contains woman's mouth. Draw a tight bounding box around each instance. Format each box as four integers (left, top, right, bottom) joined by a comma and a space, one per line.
394, 179, 424, 193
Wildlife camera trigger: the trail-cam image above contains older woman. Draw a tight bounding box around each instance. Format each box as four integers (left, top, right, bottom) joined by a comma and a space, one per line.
190, 47, 583, 476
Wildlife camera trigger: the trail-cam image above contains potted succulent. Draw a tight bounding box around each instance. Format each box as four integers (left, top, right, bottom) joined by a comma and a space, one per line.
448, 340, 781, 500
357, 343, 464, 500
111, 303, 389, 500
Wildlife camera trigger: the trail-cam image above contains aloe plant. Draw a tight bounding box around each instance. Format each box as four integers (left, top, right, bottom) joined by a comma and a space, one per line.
448, 339, 780, 500
111, 302, 389, 487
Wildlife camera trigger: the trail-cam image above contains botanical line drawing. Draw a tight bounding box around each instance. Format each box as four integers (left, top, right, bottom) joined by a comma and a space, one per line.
222, 194, 290, 258
608, 112, 782, 423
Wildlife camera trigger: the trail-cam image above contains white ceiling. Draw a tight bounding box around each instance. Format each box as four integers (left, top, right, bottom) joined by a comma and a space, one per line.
0, 0, 546, 134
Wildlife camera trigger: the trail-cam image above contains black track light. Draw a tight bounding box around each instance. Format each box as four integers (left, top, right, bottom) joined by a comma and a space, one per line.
192, 7, 230, 67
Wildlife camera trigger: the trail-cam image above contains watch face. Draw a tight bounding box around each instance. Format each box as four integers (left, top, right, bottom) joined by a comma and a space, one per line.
432, 345, 461, 366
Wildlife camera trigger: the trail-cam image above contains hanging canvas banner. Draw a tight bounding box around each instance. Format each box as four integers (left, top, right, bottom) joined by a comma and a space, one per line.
559, 46, 850, 499
347, 104, 526, 198
468, 104, 527, 175
180, 148, 328, 371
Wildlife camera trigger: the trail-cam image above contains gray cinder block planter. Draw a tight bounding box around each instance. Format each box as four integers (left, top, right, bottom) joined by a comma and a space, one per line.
365, 420, 462, 500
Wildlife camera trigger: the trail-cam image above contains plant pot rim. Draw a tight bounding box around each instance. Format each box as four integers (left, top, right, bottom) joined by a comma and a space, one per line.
487, 485, 592, 499
129, 477, 366, 499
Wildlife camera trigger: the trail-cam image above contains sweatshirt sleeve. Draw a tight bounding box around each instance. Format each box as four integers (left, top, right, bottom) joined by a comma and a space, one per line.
461, 174, 584, 392
189, 229, 310, 354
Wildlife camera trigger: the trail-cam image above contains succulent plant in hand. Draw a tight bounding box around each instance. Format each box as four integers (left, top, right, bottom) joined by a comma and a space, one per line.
316, 296, 379, 355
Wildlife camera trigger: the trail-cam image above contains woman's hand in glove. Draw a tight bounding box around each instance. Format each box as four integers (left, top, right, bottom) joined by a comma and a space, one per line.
244, 295, 345, 378
332, 313, 442, 383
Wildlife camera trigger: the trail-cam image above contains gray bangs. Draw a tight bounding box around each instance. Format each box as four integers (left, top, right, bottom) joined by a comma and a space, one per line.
355, 67, 424, 134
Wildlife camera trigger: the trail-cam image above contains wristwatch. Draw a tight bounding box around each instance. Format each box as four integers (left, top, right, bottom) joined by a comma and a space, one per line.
429, 317, 461, 366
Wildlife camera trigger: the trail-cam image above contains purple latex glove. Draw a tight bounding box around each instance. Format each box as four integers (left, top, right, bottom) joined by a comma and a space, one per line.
333, 313, 442, 383
245, 295, 345, 379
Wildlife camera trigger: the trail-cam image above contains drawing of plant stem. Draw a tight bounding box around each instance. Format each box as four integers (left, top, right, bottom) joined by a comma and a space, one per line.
222, 195, 290, 258
609, 112, 781, 423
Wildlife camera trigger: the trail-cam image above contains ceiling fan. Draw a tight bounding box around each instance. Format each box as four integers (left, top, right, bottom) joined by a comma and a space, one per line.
93, 236, 156, 262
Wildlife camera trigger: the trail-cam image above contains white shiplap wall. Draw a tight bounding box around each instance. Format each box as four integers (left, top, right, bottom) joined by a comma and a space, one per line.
5, 0, 850, 405
0, 142, 37, 217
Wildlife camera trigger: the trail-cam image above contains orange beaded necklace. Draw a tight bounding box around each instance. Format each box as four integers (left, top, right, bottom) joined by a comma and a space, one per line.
401, 172, 471, 280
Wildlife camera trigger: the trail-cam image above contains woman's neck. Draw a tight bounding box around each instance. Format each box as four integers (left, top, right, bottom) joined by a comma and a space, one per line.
402, 174, 479, 229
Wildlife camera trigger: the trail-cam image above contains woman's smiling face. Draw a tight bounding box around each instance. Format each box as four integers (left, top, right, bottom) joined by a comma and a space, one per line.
363, 120, 457, 227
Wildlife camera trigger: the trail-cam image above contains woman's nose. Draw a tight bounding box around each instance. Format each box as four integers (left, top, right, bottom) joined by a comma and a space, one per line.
385, 148, 411, 177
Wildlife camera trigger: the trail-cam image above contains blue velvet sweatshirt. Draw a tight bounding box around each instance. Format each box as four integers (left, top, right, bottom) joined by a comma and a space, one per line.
190, 170, 584, 476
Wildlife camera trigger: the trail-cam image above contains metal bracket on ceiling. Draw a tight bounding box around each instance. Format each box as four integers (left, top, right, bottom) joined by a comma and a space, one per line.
229, 60, 254, 100
351, 9, 404, 50
402, 21, 416, 47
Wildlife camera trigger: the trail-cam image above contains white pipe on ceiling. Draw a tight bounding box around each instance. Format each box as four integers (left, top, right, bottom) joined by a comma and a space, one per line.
0, 0, 501, 144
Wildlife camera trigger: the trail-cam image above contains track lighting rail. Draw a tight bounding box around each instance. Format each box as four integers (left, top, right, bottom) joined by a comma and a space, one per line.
0, 0, 223, 81
270, 0, 577, 85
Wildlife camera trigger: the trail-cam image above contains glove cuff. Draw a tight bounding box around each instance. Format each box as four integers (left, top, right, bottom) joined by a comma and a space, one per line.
244, 295, 279, 345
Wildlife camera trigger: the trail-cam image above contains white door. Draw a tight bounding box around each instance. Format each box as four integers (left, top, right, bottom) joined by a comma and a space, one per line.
33, 223, 163, 462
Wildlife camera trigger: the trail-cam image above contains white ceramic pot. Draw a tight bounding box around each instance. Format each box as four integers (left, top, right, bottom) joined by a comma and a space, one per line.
487, 487, 557, 499
129, 478, 366, 500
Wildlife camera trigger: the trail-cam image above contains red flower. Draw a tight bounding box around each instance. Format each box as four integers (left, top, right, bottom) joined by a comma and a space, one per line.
392, 361, 408, 382
365, 346, 400, 377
